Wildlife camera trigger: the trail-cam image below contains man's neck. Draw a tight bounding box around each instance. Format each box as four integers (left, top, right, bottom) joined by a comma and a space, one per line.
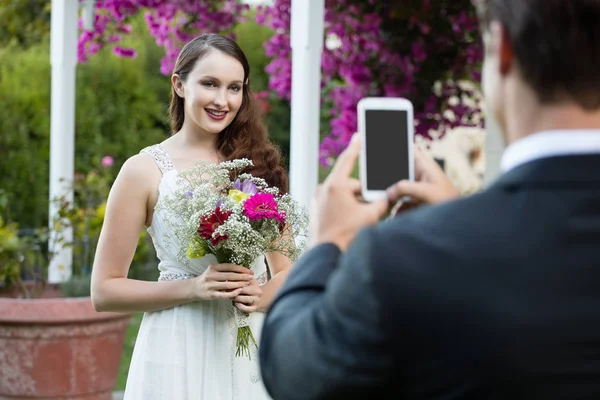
504, 103, 600, 145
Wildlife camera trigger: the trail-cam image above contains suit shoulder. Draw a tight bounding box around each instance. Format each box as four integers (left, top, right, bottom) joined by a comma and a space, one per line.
375, 188, 503, 241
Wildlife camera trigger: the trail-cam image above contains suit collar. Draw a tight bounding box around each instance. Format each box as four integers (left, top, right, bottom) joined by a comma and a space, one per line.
501, 130, 600, 173
491, 154, 600, 189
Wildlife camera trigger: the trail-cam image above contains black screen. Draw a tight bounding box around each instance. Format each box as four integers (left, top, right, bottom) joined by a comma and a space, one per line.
365, 109, 410, 190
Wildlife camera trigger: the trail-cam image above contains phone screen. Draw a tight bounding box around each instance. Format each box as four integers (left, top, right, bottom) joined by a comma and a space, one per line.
364, 109, 410, 190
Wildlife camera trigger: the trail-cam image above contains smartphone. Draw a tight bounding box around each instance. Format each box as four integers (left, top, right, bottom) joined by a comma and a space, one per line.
357, 97, 414, 202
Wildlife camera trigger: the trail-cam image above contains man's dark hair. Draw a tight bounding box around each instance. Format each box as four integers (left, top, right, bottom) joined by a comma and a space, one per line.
474, 0, 600, 110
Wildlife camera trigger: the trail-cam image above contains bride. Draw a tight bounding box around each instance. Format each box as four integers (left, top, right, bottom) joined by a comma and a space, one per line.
90, 33, 291, 399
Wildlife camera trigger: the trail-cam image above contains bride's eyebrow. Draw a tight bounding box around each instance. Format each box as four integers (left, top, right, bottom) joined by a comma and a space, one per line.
200, 75, 243, 85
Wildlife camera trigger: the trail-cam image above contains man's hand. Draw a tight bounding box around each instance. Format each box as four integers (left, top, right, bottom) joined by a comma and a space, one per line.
387, 146, 460, 205
310, 135, 389, 252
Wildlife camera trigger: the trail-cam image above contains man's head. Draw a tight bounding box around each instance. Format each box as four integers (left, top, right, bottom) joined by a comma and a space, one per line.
474, 0, 600, 141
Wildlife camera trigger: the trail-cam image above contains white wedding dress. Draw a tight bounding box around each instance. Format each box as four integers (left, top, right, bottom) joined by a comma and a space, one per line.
123, 144, 272, 400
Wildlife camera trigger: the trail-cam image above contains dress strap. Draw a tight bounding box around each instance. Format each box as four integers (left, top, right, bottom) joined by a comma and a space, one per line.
140, 144, 174, 175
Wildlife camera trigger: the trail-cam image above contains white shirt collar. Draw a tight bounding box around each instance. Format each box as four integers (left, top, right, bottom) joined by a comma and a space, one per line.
500, 130, 600, 173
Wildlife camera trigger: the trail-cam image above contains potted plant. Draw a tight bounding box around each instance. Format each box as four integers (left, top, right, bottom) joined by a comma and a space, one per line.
0, 159, 155, 399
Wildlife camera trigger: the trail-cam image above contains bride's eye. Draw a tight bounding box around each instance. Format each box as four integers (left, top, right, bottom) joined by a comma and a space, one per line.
202, 81, 216, 88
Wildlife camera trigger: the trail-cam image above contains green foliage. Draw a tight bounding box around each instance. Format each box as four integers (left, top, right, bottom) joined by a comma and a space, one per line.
0, 0, 51, 48
0, 15, 169, 228
0, 189, 48, 297
52, 167, 158, 283
0, 203, 22, 288
0, 11, 288, 287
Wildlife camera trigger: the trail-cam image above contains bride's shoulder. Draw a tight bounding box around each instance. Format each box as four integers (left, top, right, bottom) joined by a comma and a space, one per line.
123, 152, 159, 174
115, 152, 162, 190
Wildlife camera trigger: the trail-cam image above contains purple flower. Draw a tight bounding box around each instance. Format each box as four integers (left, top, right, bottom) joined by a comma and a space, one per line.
233, 178, 258, 195
113, 46, 138, 58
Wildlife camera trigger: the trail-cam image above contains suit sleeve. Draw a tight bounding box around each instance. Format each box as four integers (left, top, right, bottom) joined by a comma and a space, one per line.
259, 229, 393, 399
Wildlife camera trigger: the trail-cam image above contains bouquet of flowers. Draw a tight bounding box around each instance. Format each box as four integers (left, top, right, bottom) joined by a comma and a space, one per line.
157, 158, 308, 358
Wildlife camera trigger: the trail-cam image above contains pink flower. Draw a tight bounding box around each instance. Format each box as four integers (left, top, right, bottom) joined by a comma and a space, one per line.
101, 156, 114, 167
243, 193, 283, 222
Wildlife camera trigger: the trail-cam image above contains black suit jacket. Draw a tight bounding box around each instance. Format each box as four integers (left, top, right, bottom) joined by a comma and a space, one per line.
259, 155, 600, 400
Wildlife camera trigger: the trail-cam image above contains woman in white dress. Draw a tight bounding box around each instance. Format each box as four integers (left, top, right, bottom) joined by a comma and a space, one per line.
90, 34, 292, 399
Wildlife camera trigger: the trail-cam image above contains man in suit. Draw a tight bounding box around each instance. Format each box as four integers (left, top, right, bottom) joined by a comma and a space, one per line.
259, 0, 600, 398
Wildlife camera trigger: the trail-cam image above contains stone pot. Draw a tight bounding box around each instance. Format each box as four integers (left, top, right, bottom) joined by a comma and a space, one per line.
0, 297, 131, 399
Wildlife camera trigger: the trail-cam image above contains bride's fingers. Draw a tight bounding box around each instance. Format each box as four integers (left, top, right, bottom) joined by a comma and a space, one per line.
232, 294, 255, 305
213, 287, 244, 299
212, 281, 250, 291
211, 263, 253, 274
234, 302, 256, 313
213, 272, 253, 282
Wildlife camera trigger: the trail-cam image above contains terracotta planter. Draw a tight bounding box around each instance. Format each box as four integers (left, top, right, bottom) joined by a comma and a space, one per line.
0, 297, 131, 399
0, 282, 62, 299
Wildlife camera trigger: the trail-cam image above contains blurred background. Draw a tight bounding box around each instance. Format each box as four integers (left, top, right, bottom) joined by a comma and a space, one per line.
0, 0, 490, 397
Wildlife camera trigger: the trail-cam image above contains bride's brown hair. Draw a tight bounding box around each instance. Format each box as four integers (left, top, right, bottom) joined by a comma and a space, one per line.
169, 34, 288, 193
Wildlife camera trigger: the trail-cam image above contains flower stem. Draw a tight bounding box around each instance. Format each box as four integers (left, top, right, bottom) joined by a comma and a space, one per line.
236, 326, 258, 359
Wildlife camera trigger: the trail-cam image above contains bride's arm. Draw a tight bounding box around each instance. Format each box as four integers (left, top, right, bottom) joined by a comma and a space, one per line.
91, 155, 251, 313
258, 251, 292, 312
255, 225, 297, 312
91, 154, 197, 313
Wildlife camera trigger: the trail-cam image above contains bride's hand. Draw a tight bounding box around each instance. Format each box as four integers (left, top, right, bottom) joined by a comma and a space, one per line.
193, 263, 254, 301
233, 278, 263, 313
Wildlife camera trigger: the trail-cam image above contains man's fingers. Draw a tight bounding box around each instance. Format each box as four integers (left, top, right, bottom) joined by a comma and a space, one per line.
329, 134, 360, 179
414, 145, 446, 179
387, 180, 433, 203
367, 198, 390, 220
347, 178, 361, 194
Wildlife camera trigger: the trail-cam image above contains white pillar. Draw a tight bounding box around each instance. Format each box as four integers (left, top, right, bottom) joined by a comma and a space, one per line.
48, 0, 78, 283
289, 0, 324, 209
483, 107, 506, 187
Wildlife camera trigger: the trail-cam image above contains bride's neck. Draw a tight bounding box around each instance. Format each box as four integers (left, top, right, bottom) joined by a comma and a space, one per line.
175, 124, 219, 152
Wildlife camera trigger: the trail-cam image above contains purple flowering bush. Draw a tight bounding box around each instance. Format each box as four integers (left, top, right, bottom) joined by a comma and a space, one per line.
78, 0, 484, 166
257, 0, 485, 165
77, 0, 249, 74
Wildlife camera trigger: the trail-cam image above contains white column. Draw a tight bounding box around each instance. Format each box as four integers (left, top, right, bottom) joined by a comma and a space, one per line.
483, 107, 506, 187
48, 0, 79, 283
289, 0, 324, 210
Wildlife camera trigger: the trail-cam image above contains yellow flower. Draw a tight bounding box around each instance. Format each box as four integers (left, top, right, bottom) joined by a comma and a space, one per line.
228, 189, 250, 204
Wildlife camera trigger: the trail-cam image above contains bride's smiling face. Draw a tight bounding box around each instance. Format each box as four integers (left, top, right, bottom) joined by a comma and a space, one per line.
173, 49, 245, 135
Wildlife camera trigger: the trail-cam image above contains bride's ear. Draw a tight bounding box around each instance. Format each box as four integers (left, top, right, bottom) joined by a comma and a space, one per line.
172, 74, 185, 98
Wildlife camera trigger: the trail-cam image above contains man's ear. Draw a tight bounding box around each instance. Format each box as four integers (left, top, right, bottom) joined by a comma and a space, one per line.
491, 21, 514, 76
172, 74, 184, 98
